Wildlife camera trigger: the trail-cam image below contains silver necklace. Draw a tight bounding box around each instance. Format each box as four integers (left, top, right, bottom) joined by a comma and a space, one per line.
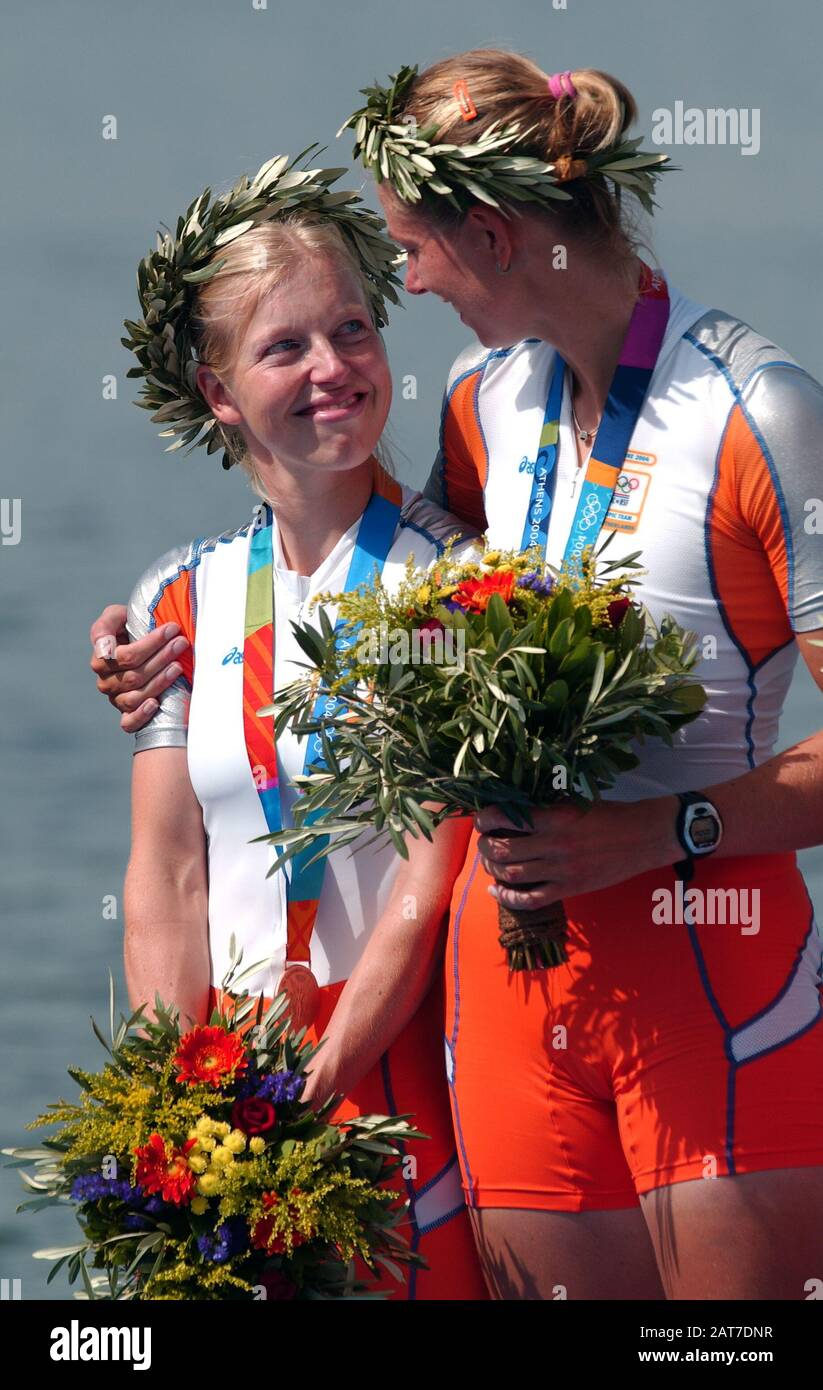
568, 373, 599, 499
570, 396, 599, 444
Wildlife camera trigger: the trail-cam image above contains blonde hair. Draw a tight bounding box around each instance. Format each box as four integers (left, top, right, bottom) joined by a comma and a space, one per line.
190, 213, 394, 494
397, 48, 649, 276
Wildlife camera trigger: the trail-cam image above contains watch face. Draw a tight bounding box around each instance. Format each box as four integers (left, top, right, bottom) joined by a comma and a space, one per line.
690, 813, 718, 849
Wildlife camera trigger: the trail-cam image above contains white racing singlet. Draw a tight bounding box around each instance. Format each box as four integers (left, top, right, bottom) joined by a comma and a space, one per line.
126, 484, 476, 999
425, 274, 823, 800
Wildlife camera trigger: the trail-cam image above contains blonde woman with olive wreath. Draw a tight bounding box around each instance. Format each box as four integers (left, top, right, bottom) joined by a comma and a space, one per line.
90, 159, 489, 1301
93, 51, 823, 1301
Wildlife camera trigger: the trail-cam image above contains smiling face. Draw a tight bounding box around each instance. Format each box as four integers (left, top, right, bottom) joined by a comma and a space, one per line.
376, 184, 527, 346
197, 253, 391, 480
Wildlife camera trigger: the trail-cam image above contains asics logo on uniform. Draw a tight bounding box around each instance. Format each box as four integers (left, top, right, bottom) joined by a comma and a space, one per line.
222, 647, 244, 665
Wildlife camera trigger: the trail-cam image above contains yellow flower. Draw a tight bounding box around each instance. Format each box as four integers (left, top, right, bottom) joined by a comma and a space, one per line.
190, 1196, 209, 1215
482, 550, 501, 566
194, 1116, 216, 1136
414, 583, 431, 604
196, 1172, 221, 1196
224, 1130, 247, 1154
249, 1137, 265, 1155
210, 1146, 233, 1169
187, 1155, 208, 1175
199, 1136, 216, 1152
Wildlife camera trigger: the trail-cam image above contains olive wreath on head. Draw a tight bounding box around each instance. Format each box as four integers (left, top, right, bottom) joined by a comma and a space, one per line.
337, 65, 674, 219
121, 145, 404, 470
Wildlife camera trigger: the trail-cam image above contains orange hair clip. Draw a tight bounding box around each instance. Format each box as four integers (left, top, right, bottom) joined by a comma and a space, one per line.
453, 80, 477, 121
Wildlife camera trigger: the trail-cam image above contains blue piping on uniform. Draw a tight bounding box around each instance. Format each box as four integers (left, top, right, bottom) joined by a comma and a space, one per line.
437, 344, 518, 511
692, 337, 800, 768
446, 851, 482, 1206
399, 516, 444, 555
416, 1150, 459, 1198
685, 332, 797, 621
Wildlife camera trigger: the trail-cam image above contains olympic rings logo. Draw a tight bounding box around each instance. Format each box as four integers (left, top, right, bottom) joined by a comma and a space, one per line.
617, 473, 640, 494
577, 493, 602, 529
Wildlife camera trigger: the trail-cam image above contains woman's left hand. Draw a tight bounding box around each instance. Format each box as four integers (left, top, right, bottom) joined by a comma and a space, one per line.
474, 797, 681, 909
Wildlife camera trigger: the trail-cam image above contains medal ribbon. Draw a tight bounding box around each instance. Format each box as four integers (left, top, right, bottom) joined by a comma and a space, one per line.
243, 458, 403, 969
519, 263, 670, 570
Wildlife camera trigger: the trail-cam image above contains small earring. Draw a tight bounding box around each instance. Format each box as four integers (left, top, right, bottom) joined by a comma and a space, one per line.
495, 260, 511, 274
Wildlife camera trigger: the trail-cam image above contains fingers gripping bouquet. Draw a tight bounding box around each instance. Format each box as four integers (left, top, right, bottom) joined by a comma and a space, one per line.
261, 537, 706, 971
4, 958, 423, 1300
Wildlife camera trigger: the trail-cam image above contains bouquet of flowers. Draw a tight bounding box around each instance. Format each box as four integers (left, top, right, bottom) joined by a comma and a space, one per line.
3, 959, 423, 1300
259, 537, 707, 971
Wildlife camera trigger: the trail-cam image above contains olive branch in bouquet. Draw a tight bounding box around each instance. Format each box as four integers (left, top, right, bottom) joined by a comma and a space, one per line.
257, 533, 706, 882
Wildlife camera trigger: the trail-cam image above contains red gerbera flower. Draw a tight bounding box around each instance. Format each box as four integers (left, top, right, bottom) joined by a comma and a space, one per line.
134, 1133, 198, 1206
173, 1025, 248, 1088
451, 570, 517, 613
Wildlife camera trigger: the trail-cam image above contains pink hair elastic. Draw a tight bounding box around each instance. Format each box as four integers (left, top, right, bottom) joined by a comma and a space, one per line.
547, 71, 577, 100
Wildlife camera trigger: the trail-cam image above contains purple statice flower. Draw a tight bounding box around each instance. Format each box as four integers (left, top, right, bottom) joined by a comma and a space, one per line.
123, 1212, 154, 1231
254, 1071, 305, 1105
70, 1173, 145, 1205
517, 571, 555, 598
197, 1218, 249, 1264
237, 1063, 304, 1104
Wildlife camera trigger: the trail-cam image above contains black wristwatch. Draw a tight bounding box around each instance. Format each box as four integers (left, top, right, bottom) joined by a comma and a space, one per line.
673, 791, 723, 883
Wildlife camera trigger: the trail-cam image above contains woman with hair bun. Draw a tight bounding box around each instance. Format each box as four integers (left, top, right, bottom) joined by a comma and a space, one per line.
348, 48, 823, 1300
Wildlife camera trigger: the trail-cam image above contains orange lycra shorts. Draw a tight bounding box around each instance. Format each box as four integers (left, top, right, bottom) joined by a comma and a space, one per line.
444, 832, 823, 1211
210, 970, 488, 1299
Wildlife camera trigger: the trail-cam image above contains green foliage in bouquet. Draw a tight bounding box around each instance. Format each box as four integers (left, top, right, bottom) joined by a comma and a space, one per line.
258, 536, 707, 877
3, 953, 424, 1301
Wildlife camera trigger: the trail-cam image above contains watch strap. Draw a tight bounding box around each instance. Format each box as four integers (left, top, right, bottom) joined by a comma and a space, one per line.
674, 790, 710, 883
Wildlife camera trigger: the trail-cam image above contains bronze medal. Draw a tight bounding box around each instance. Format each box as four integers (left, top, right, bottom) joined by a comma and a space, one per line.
276, 964, 321, 1031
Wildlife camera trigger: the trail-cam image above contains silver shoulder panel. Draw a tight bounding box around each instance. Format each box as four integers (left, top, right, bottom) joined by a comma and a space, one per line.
126, 538, 202, 754
401, 490, 481, 551
685, 308, 799, 390
743, 364, 823, 632
689, 312, 823, 632
445, 338, 493, 391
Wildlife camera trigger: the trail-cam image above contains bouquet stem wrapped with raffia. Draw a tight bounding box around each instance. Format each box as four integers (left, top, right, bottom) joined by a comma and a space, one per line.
262, 538, 706, 971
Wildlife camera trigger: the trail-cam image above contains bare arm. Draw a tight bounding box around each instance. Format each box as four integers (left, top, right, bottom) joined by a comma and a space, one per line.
125, 747, 210, 1029
477, 629, 823, 910
302, 813, 473, 1109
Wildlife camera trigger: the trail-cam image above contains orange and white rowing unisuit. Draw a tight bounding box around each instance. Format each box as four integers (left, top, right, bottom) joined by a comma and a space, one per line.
427, 274, 823, 797
126, 470, 488, 1298
428, 271, 823, 1210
